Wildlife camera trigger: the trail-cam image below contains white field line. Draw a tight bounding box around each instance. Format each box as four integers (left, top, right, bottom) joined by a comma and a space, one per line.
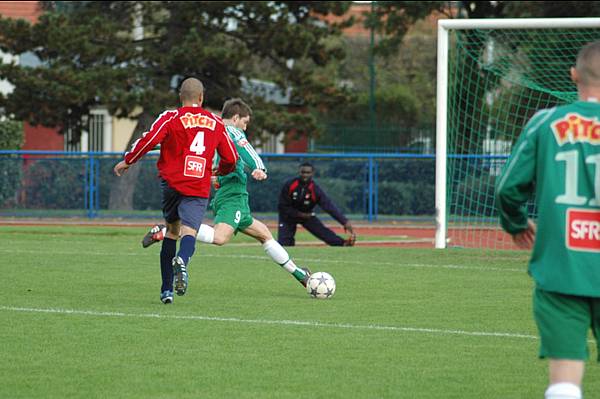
201, 238, 433, 247
0, 248, 526, 273
204, 254, 526, 273
0, 305, 537, 340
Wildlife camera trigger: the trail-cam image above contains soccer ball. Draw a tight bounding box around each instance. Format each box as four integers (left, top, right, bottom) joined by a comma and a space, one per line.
306, 272, 336, 299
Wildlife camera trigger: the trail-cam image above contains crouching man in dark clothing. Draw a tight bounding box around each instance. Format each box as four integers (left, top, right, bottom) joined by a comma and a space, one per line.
277, 162, 355, 247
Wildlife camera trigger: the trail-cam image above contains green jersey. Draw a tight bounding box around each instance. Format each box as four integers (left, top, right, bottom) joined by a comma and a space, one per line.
496, 101, 600, 297
214, 125, 266, 197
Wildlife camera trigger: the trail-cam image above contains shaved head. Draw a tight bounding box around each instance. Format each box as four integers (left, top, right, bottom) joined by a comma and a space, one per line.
179, 78, 204, 104
575, 40, 600, 87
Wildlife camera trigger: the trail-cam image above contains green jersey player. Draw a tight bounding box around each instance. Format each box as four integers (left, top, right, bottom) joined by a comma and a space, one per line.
143, 98, 310, 289
496, 40, 600, 399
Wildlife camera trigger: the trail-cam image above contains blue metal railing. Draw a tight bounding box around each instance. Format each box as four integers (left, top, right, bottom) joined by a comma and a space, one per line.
0, 150, 505, 221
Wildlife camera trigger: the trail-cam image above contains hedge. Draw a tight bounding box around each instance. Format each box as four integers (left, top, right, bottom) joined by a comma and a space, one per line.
4, 155, 438, 216
0, 120, 24, 207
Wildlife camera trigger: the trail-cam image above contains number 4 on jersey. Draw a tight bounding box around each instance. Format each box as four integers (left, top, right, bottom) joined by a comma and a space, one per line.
190, 131, 206, 155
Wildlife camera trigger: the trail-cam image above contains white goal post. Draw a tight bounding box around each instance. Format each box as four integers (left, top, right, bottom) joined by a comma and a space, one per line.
435, 18, 600, 249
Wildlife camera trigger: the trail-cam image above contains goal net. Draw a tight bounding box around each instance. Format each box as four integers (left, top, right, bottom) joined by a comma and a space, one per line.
435, 18, 600, 250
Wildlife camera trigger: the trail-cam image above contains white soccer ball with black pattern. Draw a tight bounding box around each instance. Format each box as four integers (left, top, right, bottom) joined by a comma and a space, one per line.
306, 272, 336, 299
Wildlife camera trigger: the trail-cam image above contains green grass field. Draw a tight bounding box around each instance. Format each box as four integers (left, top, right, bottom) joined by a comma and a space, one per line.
1, 225, 598, 398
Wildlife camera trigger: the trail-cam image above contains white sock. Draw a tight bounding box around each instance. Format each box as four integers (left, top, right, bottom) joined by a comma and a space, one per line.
263, 239, 297, 273
196, 224, 215, 244
545, 383, 582, 399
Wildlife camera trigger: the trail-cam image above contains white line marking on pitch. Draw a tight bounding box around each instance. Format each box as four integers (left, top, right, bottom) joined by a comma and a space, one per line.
201, 254, 526, 273
0, 305, 537, 340
0, 249, 525, 273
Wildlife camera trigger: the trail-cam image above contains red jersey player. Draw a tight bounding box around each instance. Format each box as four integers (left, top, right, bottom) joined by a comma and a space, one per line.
113, 77, 238, 304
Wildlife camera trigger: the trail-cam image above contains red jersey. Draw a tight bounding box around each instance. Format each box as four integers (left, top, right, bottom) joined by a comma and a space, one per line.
124, 106, 238, 197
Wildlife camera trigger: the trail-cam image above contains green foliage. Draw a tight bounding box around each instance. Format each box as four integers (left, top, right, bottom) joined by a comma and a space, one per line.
359, 85, 419, 125
140, 157, 436, 216
0, 1, 354, 143
0, 119, 24, 206
379, 158, 435, 184
245, 158, 435, 216
462, 1, 600, 19
3, 155, 435, 216
95, 157, 161, 211
319, 85, 432, 150
0, 119, 23, 149
378, 159, 435, 215
319, 7, 440, 149
21, 159, 86, 209
451, 173, 498, 217
365, 1, 446, 57
131, 160, 162, 210
378, 181, 434, 215
0, 3, 141, 141
0, 156, 22, 207
247, 159, 367, 214
15, 156, 163, 211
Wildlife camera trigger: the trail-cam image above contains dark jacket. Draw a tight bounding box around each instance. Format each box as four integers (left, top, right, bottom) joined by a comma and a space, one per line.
278, 177, 348, 225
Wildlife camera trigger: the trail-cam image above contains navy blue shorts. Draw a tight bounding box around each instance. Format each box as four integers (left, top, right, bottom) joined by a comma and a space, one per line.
161, 179, 208, 231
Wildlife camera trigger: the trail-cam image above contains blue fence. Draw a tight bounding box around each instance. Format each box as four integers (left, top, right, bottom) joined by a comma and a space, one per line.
0, 150, 440, 222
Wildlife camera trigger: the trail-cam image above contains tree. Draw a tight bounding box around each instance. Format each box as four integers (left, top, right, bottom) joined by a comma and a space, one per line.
317, 2, 445, 150
0, 1, 353, 209
365, 1, 446, 57
352, 1, 600, 151
461, 1, 600, 19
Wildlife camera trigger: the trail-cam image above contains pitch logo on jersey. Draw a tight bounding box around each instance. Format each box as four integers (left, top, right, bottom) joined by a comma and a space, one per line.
180, 113, 216, 130
184, 155, 206, 178
237, 138, 249, 147
566, 208, 600, 252
552, 113, 600, 146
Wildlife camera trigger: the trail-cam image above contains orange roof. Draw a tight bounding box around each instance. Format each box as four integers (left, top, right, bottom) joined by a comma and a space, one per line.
322, 3, 456, 38
323, 3, 371, 38
0, 1, 42, 23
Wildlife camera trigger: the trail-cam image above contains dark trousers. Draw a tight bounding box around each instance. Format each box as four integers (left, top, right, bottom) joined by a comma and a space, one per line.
277, 216, 344, 246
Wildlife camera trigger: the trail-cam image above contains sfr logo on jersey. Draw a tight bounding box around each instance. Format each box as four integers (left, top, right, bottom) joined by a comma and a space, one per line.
567, 208, 600, 252
184, 155, 206, 178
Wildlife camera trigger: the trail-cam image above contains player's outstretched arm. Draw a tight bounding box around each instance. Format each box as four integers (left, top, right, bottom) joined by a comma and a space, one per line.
251, 169, 267, 181
113, 160, 130, 176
